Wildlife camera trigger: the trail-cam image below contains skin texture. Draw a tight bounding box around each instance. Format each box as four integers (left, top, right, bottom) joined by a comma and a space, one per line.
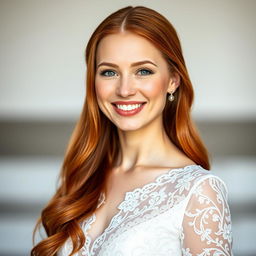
86, 32, 196, 242
95, 32, 177, 132
95, 32, 192, 171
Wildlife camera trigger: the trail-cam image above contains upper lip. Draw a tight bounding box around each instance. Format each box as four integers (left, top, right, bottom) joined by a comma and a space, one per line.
112, 101, 146, 105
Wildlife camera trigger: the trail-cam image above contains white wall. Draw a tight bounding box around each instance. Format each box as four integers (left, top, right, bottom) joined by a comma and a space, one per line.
0, 1, 255, 255
0, 0, 255, 121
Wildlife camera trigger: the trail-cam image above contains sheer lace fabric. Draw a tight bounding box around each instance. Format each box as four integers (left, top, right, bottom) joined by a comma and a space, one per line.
58, 165, 233, 256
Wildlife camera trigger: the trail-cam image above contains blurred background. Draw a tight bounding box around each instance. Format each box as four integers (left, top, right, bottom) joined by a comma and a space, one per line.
0, 0, 255, 255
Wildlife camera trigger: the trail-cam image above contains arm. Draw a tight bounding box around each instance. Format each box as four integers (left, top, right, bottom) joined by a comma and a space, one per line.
181, 176, 233, 256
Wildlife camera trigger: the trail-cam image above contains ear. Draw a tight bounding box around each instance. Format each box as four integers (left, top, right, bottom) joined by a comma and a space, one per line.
167, 72, 180, 93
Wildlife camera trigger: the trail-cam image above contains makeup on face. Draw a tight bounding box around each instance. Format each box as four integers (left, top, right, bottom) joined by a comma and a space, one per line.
95, 32, 174, 131
111, 101, 147, 116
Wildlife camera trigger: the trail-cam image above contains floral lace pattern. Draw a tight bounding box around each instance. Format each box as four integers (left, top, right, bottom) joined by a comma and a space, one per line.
181, 177, 233, 255
57, 165, 233, 256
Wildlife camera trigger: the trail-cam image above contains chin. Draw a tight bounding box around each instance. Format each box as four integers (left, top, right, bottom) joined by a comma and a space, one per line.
113, 121, 144, 132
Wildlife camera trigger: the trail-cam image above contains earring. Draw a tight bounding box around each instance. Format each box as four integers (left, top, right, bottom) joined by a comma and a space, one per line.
168, 91, 175, 102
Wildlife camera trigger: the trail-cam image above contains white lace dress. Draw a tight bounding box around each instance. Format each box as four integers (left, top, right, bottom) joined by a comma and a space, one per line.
58, 165, 233, 256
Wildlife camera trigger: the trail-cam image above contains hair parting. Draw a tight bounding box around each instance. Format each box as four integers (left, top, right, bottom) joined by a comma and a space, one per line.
31, 6, 209, 255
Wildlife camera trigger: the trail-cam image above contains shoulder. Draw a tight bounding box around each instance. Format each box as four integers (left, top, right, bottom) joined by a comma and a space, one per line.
180, 167, 233, 254
173, 165, 228, 199
175, 165, 230, 214
179, 165, 226, 185
176, 165, 231, 224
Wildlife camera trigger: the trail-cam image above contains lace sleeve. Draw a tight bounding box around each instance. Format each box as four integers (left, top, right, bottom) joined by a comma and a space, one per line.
181, 176, 233, 256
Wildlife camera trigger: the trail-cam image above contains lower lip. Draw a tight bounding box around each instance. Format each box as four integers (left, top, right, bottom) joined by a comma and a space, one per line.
113, 104, 146, 116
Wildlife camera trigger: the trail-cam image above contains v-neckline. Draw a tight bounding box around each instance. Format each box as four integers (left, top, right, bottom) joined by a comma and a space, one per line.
83, 164, 200, 254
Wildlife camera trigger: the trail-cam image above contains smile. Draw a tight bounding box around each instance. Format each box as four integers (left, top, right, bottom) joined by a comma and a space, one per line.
111, 101, 146, 116
116, 104, 142, 111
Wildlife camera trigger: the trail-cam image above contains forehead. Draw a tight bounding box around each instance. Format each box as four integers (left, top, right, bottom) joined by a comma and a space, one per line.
96, 32, 165, 64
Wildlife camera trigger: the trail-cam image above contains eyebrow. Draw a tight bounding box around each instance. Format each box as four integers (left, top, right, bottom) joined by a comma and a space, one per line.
97, 60, 158, 69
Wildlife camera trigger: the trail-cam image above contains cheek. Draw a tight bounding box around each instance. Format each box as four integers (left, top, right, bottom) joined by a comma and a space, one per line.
95, 80, 112, 102
141, 77, 168, 98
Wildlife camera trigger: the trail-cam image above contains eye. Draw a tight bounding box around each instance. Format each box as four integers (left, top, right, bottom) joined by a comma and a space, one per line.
137, 68, 154, 76
100, 70, 117, 77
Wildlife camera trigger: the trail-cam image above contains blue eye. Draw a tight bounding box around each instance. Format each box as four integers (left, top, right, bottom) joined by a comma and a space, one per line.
137, 69, 153, 76
100, 70, 117, 77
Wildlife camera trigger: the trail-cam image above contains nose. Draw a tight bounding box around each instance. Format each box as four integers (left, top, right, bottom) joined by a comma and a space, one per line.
116, 74, 136, 97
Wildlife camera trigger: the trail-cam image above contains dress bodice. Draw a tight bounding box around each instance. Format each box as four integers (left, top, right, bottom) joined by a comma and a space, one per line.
58, 165, 233, 256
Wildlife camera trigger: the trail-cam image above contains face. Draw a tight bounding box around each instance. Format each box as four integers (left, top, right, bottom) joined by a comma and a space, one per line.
95, 32, 179, 131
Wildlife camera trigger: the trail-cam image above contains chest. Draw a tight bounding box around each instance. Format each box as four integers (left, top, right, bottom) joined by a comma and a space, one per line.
58, 166, 207, 256
77, 199, 186, 256
87, 172, 149, 241
88, 168, 173, 242
95, 208, 184, 256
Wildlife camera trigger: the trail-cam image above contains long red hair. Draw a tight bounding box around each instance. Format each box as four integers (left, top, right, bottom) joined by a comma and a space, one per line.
31, 6, 210, 255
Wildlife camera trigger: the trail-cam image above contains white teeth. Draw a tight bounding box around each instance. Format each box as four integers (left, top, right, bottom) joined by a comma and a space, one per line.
116, 104, 142, 111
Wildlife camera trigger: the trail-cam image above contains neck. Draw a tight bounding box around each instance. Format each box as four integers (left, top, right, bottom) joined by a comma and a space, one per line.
115, 116, 183, 172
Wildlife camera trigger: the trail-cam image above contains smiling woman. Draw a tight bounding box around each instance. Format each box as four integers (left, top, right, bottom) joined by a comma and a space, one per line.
31, 6, 233, 256
95, 32, 178, 130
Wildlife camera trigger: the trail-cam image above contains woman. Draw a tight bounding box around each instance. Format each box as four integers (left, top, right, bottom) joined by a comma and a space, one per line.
32, 6, 233, 256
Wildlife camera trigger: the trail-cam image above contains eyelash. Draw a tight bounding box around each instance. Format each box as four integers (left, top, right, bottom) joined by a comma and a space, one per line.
137, 68, 154, 76
100, 70, 117, 77
99, 68, 154, 77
